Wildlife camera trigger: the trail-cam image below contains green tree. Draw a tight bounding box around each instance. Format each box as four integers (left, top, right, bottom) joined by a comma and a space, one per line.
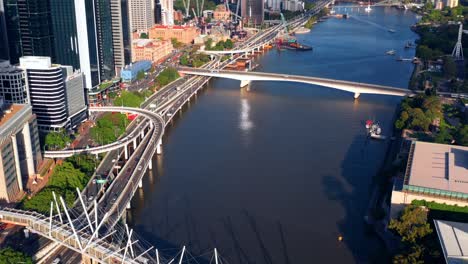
224, 39, 234, 49
0, 248, 33, 264
456, 124, 468, 146
304, 2, 315, 10
180, 54, 189, 66
417, 45, 433, 61
66, 154, 99, 177
156, 67, 180, 86
171, 38, 183, 48
389, 205, 432, 244
45, 130, 71, 150
204, 38, 213, 49
48, 162, 87, 190
434, 127, 453, 144
22, 187, 76, 214
90, 113, 127, 144
443, 57, 457, 79
393, 245, 425, 264
140, 33, 148, 39
137, 70, 146, 80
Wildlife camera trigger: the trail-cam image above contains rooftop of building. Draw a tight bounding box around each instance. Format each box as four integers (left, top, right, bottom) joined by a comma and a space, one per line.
434, 220, 468, 263
0, 60, 23, 74
405, 141, 468, 194
151, 24, 197, 30
0, 104, 32, 141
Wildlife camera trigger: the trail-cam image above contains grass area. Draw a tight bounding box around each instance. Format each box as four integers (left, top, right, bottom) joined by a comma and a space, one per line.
113, 90, 152, 108
412, 200, 468, 222
90, 112, 127, 145
99, 81, 114, 90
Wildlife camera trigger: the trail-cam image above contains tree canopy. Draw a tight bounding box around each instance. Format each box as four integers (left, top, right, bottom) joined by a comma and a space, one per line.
45, 130, 71, 150
394, 95, 442, 131
389, 205, 432, 244
90, 112, 127, 145
156, 67, 180, 86
0, 248, 33, 264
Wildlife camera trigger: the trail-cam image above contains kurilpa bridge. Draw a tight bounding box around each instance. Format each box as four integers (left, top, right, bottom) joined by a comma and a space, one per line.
177, 67, 416, 98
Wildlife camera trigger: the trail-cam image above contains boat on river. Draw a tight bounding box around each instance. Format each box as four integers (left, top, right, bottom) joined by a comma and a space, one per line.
365, 120, 386, 140
388, 29, 396, 33
386, 49, 396, 55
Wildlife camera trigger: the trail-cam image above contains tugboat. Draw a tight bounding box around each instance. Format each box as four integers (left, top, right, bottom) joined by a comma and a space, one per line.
365, 120, 386, 140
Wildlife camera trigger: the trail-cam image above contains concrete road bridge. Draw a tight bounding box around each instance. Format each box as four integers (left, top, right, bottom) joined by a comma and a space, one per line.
178, 67, 416, 98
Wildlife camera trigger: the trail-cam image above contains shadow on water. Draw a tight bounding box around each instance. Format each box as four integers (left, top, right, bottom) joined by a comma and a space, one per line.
322, 134, 391, 263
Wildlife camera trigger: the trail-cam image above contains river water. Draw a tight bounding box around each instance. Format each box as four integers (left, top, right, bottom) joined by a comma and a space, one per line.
128, 6, 418, 263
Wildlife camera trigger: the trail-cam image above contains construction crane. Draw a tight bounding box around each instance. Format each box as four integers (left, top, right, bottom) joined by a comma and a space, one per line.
182, 0, 191, 17
192, 7, 198, 21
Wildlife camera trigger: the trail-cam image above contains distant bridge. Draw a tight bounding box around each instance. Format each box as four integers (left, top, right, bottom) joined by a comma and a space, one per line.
178, 67, 415, 98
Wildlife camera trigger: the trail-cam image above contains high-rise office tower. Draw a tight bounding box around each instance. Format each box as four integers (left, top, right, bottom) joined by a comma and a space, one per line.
19, 56, 87, 131
49, 0, 80, 70
159, 0, 173, 25
50, 0, 117, 89
129, 0, 154, 31
4, 0, 24, 64
16, 0, 55, 58
110, 0, 125, 73
0, 60, 28, 104
241, 0, 264, 25
154, 0, 162, 24
95, 0, 116, 82
122, 0, 132, 64
0, 102, 42, 202
0, 0, 10, 60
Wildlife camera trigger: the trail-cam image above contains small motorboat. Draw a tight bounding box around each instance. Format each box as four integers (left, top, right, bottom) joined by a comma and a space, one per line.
386, 49, 396, 55
388, 29, 396, 33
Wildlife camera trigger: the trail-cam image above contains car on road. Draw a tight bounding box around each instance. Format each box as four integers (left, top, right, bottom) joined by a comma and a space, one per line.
92, 179, 96, 184
88, 195, 94, 202
137, 165, 142, 171
52, 257, 61, 264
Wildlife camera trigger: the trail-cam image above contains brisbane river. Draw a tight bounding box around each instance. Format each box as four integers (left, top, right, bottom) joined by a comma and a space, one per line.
128, 6, 418, 263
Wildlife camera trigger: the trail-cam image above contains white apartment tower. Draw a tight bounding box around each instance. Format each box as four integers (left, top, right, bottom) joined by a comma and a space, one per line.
160, 0, 174, 25
129, 0, 154, 32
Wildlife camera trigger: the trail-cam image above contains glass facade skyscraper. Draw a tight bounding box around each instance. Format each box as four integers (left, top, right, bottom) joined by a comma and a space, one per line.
95, 0, 115, 82
50, 0, 80, 70
4, 0, 22, 63
0, 0, 10, 60
16, 0, 55, 58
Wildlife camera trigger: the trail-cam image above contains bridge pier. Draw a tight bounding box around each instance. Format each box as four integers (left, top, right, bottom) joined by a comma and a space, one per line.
138, 179, 143, 188
140, 130, 144, 139
240, 80, 251, 88
156, 139, 162, 155
148, 159, 153, 170
133, 138, 137, 149
127, 202, 131, 209
354, 92, 360, 99
124, 145, 128, 160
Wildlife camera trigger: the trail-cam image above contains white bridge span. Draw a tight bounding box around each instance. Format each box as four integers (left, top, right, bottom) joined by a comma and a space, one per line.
178, 67, 416, 98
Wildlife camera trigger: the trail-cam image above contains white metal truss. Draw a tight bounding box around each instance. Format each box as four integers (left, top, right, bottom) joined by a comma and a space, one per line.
452, 23, 464, 61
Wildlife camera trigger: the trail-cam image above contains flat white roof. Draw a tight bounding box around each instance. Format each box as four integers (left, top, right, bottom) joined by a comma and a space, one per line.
434, 220, 468, 264
407, 141, 468, 194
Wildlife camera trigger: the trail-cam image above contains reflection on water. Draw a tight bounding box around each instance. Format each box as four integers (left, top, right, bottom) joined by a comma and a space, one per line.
239, 98, 254, 145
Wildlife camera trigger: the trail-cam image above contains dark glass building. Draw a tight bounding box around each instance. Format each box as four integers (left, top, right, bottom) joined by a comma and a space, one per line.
49, 0, 80, 70
16, 0, 54, 58
94, 0, 115, 82
155, 0, 162, 24
4, 0, 22, 63
122, 0, 132, 64
0, 0, 10, 60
